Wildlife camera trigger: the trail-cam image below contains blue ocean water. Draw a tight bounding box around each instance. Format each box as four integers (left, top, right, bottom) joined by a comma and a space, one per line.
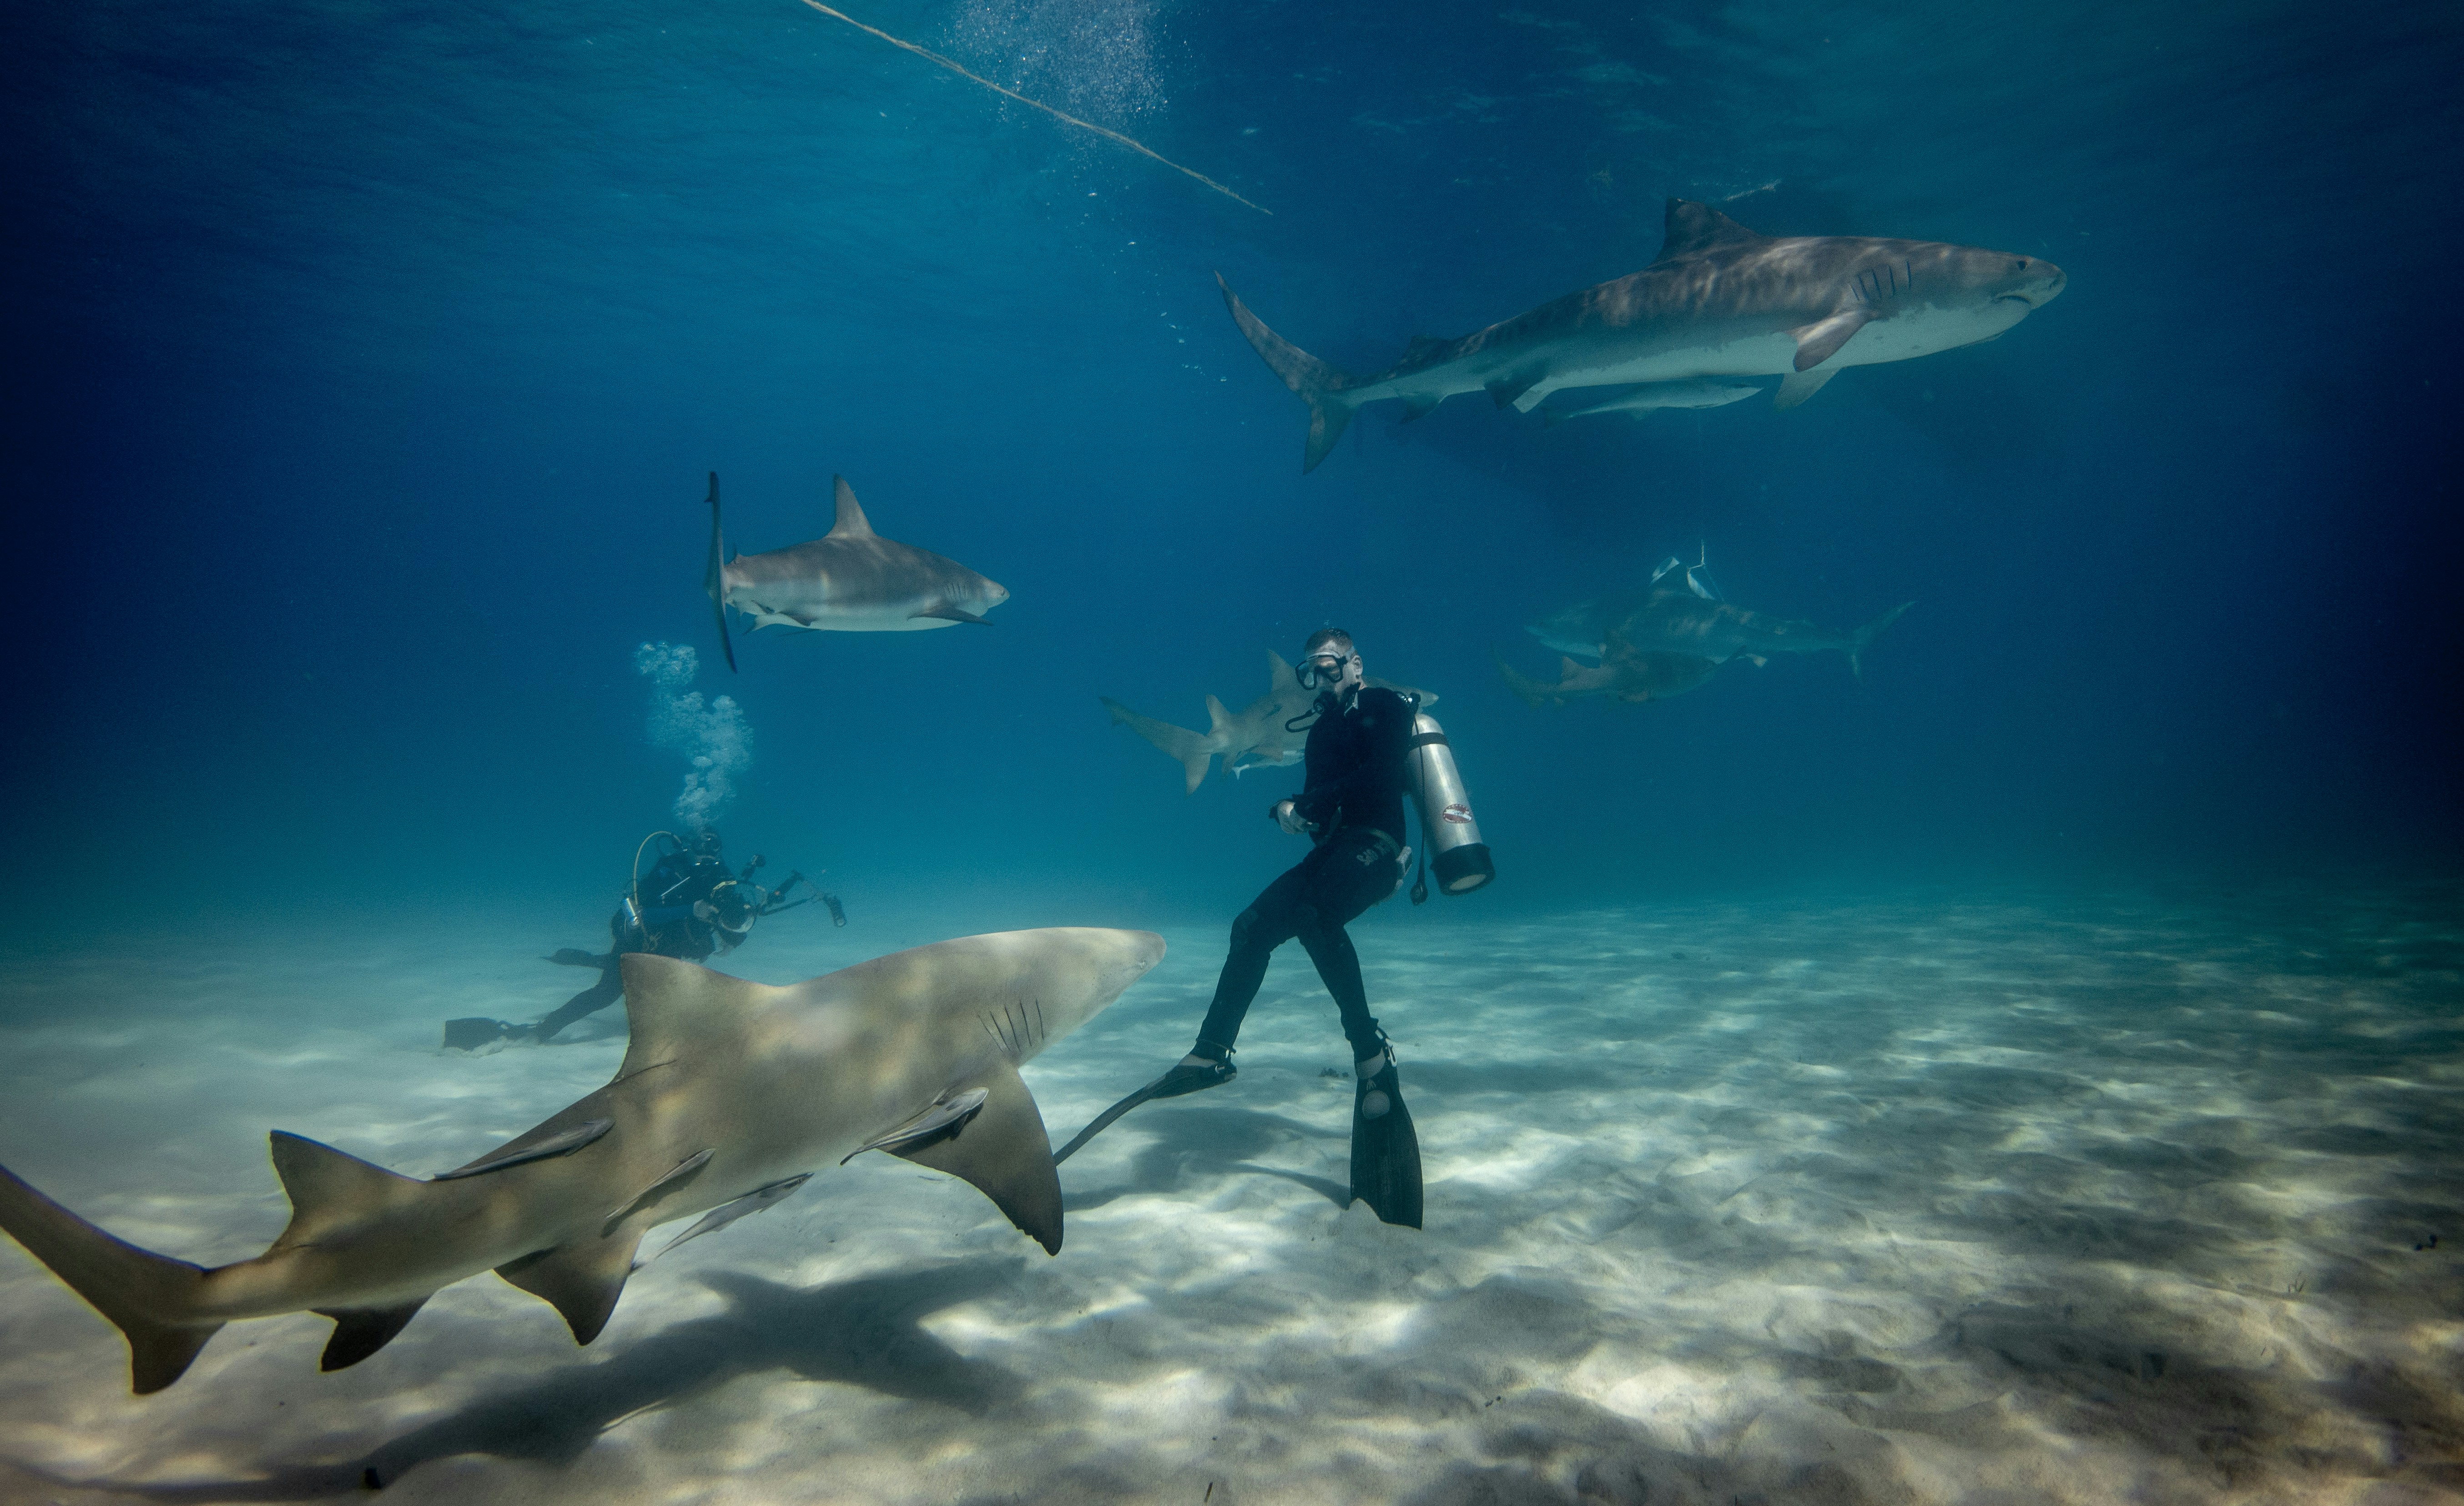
1, 0, 2459, 1499
5, 0, 2455, 927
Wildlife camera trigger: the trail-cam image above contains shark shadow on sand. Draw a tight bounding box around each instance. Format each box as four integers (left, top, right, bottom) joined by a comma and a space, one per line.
42, 1261, 1024, 1501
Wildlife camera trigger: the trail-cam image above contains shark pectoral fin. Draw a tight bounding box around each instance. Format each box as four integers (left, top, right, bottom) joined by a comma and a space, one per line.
889, 1060, 1063, 1255
1791, 309, 1873, 371
496, 1233, 644, 1345
313, 1297, 429, 1371
911, 602, 990, 625
1774, 366, 1838, 410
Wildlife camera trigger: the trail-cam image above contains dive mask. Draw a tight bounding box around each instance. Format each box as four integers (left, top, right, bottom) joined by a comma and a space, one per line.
1297, 653, 1350, 689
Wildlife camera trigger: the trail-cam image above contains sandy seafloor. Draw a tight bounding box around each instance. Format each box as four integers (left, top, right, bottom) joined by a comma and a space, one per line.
0, 883, 2459, 1506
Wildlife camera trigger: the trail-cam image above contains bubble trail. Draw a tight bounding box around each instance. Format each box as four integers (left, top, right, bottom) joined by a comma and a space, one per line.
791, 0, 1272, 216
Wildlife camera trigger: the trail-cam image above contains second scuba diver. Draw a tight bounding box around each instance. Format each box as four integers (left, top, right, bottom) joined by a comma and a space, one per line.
443, 828, 842, 1049
1057, 628, 1428, 1226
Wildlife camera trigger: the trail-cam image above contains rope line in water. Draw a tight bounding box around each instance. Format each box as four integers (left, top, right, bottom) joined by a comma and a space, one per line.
791, 0, 1272, 217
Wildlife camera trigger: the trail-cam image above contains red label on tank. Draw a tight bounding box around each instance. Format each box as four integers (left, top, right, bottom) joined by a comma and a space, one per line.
1442, 804, 1472, 823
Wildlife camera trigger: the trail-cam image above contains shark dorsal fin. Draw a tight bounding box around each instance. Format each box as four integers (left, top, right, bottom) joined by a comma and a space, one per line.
616, 954, 773, 1083
890, 1058, 1063, 1254
828, 475, 876, 540
1654, 199, 1766, 262
268, 1132, 425, 1248
1268, 650, 1300, 694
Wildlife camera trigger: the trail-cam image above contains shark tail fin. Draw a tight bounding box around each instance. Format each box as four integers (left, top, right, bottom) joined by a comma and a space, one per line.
704, 472, 736, 673
1216, 272, 1358, 473
1849, 602, 1913, 682
1103, 698, 1215, 794
0, 1163, 220, 1393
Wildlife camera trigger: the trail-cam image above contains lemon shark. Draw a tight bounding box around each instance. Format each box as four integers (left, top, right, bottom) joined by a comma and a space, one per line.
1497, 639, 1727, 708
0, 927, 1164, 1394
1531, 554, 1912, 681
1219, 197, 2068, 470
1103, 652, 1438, 792
704, 473, 1010, 670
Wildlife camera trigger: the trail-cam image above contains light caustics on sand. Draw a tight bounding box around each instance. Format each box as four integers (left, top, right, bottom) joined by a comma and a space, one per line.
792, 0, 1271, 217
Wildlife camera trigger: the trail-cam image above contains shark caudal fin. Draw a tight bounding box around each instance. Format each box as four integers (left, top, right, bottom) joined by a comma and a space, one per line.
703, 472, 736, 673
1849, 602, 1913, 682
1216, 272, 1359, 473
1104, 698, 1216, 793
0, 1163, 220, 1393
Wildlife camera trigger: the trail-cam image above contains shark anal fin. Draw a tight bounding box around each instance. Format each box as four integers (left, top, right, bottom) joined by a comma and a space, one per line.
314, 1298, 429, 1371
1791, 309, 1873, 371
889, 1060, 1063, 1255
911, 603, 990, 625
496, 1233, 644, 1345
1774, 366, 1838, 410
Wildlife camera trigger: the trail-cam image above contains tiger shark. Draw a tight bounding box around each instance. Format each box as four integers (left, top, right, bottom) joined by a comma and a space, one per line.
704, 473, 1009, 670
0, 927, 1163, 1394
1219, 197, 2067, 470
1533, 555, 1911, 681
1104, 652, 1438, 792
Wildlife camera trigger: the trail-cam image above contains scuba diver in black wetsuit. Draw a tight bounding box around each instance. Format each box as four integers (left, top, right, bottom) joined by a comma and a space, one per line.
441, 829, 844, 1050
1056, 629, 1429, 1226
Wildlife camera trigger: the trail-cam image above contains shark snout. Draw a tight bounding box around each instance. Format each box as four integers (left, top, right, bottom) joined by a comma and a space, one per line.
1996, 256, 2067, 308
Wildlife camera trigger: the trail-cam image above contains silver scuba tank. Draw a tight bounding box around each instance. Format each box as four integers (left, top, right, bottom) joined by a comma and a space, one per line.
1406, 709, 1493, 897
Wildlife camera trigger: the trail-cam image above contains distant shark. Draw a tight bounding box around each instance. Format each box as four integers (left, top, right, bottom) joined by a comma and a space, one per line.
705, 473, 1009, 670
1497, 639, 1727, 708
0, 928, 1163, 1393
1531, 554, 1912, 682
1219, 198, 2067, 470
1104, 652, 1437, 792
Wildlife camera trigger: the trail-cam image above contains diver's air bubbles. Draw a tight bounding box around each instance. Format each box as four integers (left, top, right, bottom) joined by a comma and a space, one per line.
635, 642, 751, 830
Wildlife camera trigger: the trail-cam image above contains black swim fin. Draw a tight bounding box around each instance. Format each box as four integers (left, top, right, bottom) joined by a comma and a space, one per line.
1349, 1058, 1422, 1229
1051, 1058, 1236, 1166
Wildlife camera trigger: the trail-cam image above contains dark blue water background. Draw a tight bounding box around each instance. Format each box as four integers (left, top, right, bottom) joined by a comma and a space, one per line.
3, 0, 2456, 941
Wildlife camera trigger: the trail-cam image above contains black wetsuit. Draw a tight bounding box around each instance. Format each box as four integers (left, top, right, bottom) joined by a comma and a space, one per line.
532, 851, 738, 1042
1195, 685, 1415, 1061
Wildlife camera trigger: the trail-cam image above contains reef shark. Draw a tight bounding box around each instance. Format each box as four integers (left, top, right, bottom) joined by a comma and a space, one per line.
704, 473, 1009, 670
1104, 652, 1437, 792
1219, 198, 2067, 470
0, 927, 1163, 1394
1532, 555, 1912, 682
